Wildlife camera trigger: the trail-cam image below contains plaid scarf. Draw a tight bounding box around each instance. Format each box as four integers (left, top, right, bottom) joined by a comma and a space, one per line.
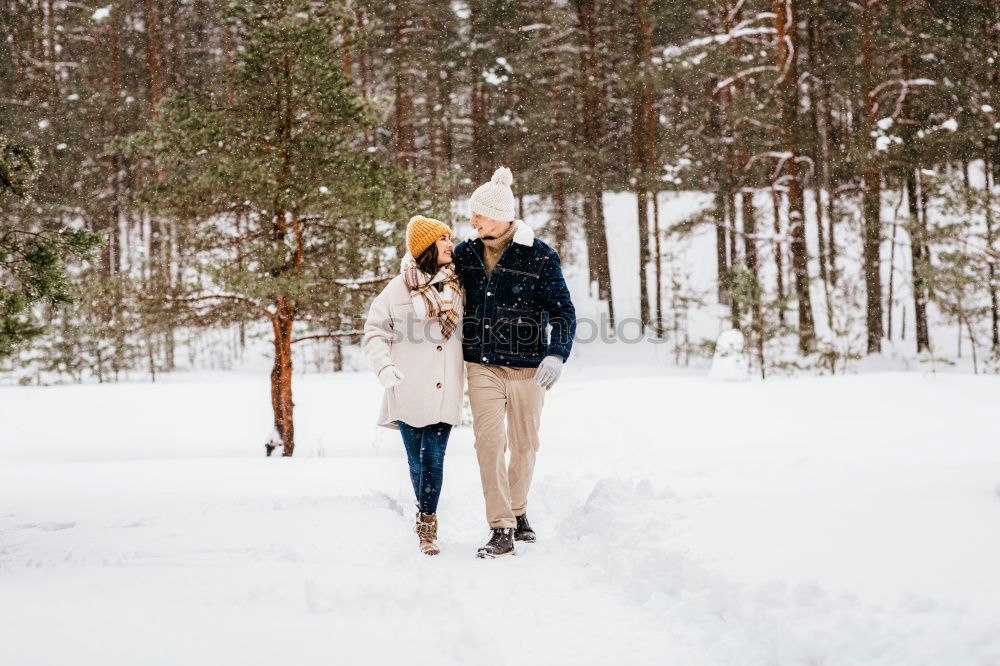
402, 260, 463, 340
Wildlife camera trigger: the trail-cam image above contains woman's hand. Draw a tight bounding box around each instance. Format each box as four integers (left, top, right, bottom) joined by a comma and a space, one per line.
378, 365, 405, 388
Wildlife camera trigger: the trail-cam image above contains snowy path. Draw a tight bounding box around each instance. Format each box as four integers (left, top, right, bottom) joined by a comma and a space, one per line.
2, 369, 1000, 665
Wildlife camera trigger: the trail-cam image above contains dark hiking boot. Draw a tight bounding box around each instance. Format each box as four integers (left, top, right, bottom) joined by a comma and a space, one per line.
514, 513, 536, 542
476, 528, 515, 559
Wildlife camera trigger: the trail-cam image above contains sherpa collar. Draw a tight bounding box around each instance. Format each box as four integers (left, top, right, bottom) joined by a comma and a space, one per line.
464, 219, 534, 247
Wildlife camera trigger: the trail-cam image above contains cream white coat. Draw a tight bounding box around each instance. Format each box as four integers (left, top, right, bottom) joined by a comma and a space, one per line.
361, 269, 465, 430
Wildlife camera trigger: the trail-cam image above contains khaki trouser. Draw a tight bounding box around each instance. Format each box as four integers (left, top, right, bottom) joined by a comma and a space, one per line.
466, 362, 545, 529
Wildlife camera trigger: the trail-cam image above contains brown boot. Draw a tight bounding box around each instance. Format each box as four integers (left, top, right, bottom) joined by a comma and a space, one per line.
415, 512, 440, 556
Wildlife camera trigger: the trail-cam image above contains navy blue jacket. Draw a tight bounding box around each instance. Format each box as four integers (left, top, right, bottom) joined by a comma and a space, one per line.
454, 221, 576, 369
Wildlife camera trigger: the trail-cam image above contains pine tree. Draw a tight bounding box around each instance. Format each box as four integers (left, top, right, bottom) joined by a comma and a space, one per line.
130, 0, 424, 455
0, 135, 99, 358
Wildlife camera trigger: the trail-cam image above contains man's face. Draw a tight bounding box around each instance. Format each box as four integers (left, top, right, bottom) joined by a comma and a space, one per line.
471, 213, 512, 239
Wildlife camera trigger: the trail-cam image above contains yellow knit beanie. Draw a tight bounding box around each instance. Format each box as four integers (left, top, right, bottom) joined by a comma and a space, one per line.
406, 215, 452, 258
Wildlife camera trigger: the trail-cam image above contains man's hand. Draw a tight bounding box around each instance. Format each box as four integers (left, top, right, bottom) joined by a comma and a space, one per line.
378, 365, 405, 388
534, 355, 564, 390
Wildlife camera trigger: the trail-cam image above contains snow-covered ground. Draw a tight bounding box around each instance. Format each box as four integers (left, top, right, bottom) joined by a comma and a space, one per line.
2, 187, 998, 663
2, 364, 999, 666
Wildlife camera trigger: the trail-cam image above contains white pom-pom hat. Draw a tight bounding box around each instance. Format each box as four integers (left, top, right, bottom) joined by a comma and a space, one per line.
469, 166, 516, 222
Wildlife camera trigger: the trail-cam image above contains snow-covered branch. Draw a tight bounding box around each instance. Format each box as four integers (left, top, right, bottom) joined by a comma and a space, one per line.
725, 1, 749, 27
663, 26, 777, 61
290, 331, 364, 345
714, 66, 779, 95
139, 293, 272, 319
868, 78, 936, 103
733, 116, 780, 132
333, 275, 394, 290
741, 150, 792, 175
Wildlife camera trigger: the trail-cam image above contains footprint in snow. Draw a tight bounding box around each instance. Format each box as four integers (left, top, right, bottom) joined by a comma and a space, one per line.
118, 518, 146, 528
16, 521, 76, 531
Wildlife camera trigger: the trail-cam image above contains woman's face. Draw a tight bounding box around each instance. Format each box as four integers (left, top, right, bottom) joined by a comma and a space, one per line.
434, 234, 454, 265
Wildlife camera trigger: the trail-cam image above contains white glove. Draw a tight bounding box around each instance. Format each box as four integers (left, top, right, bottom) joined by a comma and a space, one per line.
378, 365, 405, 388
534, 355, 564, 390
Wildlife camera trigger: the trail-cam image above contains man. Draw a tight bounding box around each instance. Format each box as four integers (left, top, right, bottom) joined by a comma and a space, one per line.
453, 166, 577, 559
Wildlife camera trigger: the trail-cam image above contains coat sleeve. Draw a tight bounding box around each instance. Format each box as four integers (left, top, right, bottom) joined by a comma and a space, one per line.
538, 249, 576, 362
361, 287, 396, 376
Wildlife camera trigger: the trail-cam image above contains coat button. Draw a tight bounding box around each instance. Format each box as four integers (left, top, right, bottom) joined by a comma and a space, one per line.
436, 345, 443, 351
436, 382, 442, 389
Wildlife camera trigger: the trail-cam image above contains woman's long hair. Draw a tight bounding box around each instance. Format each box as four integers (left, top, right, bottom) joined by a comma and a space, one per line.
415, 241, 443, 277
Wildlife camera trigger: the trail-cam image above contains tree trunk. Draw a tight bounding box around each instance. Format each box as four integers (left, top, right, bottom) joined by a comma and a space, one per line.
574, 0, 614, 327
643, 6, 662, 332
551, 87, 568, 257
632, 0, 653, 327
392, 9, 416, 171
355, 8, 369, 99
984, 140, 999, 351
269, 302, 295, 457
552, 179, 567, 257
341, 15, 352, 78
652, 189, 663, 334
104, 12, 121, 277
886, 195, 899, 341
333, 337, 344, 372
224, 22, 234, 106
893, 25, 930, 354
635, 184, 650, 326
164, 0, 181, 89
715, 188, 730, 304
144, 0, 171, 372
820, 15, 837, 283
775, 0, 816, 353
584, 186, 614, 327
742, 190, 765, 377
860, 0, 884, 353
471, 82, 487, 182
709, 69, 730, 306
727, 192, 741, 328
728, 1, 750, 338
772, 188, 787, 326
145, 0, 164, 116
807, 5, 833, 327
862, 165, 884, 353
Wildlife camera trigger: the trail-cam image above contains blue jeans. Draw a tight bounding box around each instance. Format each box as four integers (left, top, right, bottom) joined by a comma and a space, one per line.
396, 421, 452, 515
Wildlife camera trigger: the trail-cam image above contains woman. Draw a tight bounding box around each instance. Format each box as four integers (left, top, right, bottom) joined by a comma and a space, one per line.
361, 215, 464, 556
